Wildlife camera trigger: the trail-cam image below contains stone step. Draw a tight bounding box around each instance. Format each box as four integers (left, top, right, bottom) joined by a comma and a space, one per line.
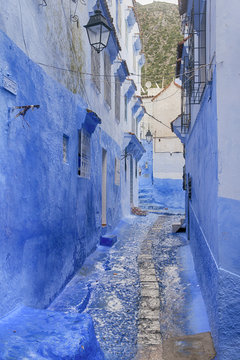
162, 332, 216, 360
0, 306, 105, 360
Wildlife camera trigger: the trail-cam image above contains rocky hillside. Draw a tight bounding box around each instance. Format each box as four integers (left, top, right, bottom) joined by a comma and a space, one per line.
135, 1, 182, 90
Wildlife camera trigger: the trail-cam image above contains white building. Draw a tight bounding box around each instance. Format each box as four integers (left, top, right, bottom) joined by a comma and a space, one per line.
139, 81, 185, 211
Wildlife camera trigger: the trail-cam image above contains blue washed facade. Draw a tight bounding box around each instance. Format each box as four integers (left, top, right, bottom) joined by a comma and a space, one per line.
0, 29, 124, 315
0, 0, 145, 356
174, 0, 240, 358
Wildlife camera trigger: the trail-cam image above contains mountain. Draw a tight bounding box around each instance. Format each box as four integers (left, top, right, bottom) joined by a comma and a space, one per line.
135, 1, 182, 90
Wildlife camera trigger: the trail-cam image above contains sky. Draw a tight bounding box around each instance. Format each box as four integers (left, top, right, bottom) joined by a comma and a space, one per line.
137, 0, 178, 5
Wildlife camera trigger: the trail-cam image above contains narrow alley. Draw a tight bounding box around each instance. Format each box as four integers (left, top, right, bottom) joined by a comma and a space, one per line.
49, 213, 215, 360
1, 0, 240, 358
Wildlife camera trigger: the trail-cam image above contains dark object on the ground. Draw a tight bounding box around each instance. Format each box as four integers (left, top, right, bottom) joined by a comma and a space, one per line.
162, 332, 216, 360
172, 218, 186, 233
131, 207, 148, 216
100, 234, 117, 247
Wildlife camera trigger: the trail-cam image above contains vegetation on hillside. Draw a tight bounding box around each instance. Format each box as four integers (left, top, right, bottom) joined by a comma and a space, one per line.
135, 1, 182, 90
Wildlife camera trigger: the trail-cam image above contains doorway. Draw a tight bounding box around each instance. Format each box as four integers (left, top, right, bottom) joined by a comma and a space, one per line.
102, 149, 107, 226
130, 155, 133, 206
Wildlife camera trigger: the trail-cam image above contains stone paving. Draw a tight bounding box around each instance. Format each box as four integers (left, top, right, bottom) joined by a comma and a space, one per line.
49, 214, 216, 360
135, 227, 163, 360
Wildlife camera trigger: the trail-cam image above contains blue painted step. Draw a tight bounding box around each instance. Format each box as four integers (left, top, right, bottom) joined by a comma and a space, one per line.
100, 234, 117, 247
0, 306, 105, 360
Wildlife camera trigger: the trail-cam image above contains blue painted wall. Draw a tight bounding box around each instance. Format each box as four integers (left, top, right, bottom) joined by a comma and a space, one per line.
186, 70, 219, 348
138, 139, 153, 188
0, 30, 122, 317
185, 68, 240, 358
152, 178, 185, 213
138, 140, 184, 212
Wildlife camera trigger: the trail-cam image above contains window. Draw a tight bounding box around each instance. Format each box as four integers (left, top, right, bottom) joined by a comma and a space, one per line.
188, 0, 207, 104
115, 77, 120, 123
124, 95, 128, 122
135, 159, 138, 178
131, 115, 135, 134
104, 52, 111, 107
78, 129, 91, 178
91, 47, 101, 92
114, 158, 120, 185
63, 134, 69, 163
116, 0, 121, 34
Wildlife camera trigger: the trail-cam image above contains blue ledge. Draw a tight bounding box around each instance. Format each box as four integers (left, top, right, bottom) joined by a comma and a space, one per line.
127, 7, 136, 28
125, 80, 137, 102
83, 109, 101, 135
124, 132, 146, 161
138, 53, 145, 67
100, 234, 117, 247
116, 60, 130, 84
136, 108, 145, 123
0, 306, 105, 360
133, 36, 141, 54
132, 96, 142, 115
171, 115, 186, 144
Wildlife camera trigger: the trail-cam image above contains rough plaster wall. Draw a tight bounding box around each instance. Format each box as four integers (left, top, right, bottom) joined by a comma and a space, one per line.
0, 0, 86, 95
185, 72, 219, 351
153, 152, 184, 179
0, 31, 122, 316
186, 73, 219, 262
141, 82, 181, 139
216, 0, 240, 201
138, 140, 153, 188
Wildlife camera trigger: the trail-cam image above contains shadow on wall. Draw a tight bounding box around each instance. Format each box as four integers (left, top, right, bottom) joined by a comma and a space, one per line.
153, 178, 185, 212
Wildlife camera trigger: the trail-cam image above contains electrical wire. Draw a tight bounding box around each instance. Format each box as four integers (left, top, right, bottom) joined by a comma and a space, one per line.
144, 110, 171, 129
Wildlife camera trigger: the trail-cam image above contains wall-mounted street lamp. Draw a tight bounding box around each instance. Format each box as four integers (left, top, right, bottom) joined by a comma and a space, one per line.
145, 129, 153, 143
84, 0, 111, 53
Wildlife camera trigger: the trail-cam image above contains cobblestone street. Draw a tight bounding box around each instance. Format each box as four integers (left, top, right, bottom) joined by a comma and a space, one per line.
49, 213, 215, 360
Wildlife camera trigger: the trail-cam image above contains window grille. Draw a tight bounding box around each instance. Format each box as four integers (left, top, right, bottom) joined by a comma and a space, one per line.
181, 55, 191, 133
78, 129, 91, 178
104, 52, 111, 107
91, 47, 101, 92
182, 165, 186, 190
188, 0, 207, 104
115, 77, 120, 123
188, 174, 192, 200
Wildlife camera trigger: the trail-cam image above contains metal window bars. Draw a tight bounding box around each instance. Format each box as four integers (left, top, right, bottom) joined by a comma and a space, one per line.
181, 0, 207, 133
181, 55, 191, 133
188, 0, 207, 105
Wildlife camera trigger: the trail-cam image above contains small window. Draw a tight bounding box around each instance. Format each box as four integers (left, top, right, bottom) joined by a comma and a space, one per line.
114, 157, 120, 185
63, 134, 69, 163
78, 129, 91, 178
115, 77, 121, 123
135, 159, 138, 178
